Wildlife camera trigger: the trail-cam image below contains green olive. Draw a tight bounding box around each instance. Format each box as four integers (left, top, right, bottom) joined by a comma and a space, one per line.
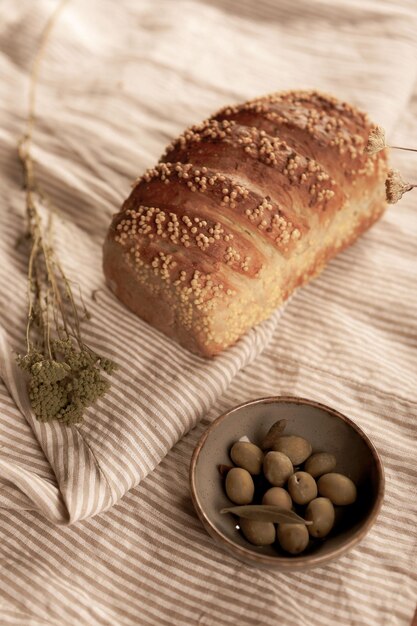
263, 451, 293, 487
317, 473, 357, 505
272, 436, 312, 465
262, 487, 292, 509
230, 442, 264, 475
239, 518, 276, 546
305, 498, 335, 538
225, 468, 254, 505
304, 452, 336, 478
277, 523, 309, 554
287, 471, 317, 505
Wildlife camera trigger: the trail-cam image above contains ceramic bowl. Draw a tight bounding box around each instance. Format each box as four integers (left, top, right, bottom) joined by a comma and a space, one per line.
189, 396, 384, 570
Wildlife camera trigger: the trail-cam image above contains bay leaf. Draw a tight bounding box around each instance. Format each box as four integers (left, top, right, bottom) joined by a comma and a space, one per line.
220, 505, 312, 525
261, 419, 288, 450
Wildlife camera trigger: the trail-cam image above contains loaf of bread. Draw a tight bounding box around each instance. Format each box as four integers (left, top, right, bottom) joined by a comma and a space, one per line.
103, 90, 388, 356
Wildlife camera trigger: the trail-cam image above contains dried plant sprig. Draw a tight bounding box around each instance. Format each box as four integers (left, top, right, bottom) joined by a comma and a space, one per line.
365, 125, 417, 155
385, 169, 417, 205
365, 126, 417, 204
16, 0, 116, 424
365, 125, 387, 155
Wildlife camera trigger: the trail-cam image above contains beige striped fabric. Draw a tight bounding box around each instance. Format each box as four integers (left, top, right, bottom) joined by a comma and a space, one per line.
1, 0, 417, 623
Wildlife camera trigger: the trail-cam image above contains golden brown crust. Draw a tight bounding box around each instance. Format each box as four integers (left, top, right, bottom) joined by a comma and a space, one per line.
127, 162, 306, 259
103, 90, 388, 356
212, 90, 374, 189
162, 119, 345, 225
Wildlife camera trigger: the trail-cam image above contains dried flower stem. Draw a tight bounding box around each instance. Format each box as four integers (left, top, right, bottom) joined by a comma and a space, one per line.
18, 0, 70, 356
388, 146, 417, 153
16, 0, 116, 424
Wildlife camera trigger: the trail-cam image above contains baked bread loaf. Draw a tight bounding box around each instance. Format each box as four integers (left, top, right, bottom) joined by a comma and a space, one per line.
103, 90, 388, 356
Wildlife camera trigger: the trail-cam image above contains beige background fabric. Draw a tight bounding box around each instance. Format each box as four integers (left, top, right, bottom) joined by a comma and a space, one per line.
1, 0, 417, 624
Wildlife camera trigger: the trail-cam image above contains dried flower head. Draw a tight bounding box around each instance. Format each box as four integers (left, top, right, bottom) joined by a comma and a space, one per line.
365, 126, 387, 155
385, 169, 415, 204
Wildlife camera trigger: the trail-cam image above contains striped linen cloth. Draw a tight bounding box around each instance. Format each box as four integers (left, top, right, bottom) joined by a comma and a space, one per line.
1, 0, 417, 623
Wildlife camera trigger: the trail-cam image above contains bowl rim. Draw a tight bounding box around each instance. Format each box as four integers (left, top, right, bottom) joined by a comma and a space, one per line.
189, 395, 385, 569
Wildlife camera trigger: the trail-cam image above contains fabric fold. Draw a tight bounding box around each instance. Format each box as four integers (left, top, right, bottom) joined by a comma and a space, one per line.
0, 307, 283, 523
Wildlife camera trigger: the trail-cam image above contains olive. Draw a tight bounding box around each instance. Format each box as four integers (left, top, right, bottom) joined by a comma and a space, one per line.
225, 468, 254, 505
272, 436, 312, 465
262, 487, 292, 509
230, 442, 264, 475
277, 523, 309, 554
287, 471, 317, 505
317, 473, 357, 505
263, 451, 293, 487
305, 498, 335, 538
239, 518, 276, 546
304, 452, 336, 478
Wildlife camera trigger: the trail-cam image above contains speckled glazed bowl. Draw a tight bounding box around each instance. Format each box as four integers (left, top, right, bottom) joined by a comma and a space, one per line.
189, 396, 384, 570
